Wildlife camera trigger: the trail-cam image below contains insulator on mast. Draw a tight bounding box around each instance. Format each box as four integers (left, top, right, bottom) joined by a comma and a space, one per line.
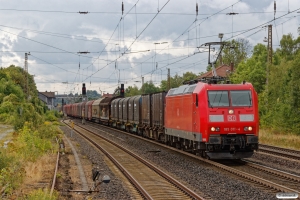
122, 2, 124, 15
196, 3, 198, 16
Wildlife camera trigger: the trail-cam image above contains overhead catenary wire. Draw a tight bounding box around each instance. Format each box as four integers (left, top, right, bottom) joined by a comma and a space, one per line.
122, 5, 300, 86
70, 0, 171, 90
224, 7, 300, 42
130, 0, 242, 84
81, 0, 140, 72
3, 2, 299, 93
0, 8, 292, 15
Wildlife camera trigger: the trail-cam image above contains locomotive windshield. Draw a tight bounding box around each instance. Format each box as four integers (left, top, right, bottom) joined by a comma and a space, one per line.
208, 91, 229, 107
231, 91, 252, 106
208, 90, 252, 107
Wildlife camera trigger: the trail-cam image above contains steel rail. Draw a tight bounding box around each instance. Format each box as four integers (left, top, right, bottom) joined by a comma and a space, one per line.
85, 121, 300, 195
50, 145, 60, 197
66, 123, 153, 199
259, 144, 300, 161
242, 159, 300, 182
65, 120, 206, 200
69, 118, 300, 196
74, 122, 204, 200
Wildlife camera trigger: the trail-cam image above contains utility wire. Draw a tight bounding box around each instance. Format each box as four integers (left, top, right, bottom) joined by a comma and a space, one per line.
123, 0, 170, 53
133, 0, 241, 83
81, 0, 140, 72
72, 0, 170, 90
225, 7, 300, 41
0, 28, 96, 59
0, 8, 292, 15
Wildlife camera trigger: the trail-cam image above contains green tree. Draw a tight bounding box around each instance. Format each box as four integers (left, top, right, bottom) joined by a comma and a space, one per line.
141, 82, 160, 94
219, 38, 252, 67
125, 85, 141, 97
160, 72, 198, 91
279, 33, 295, 61
230, 43, 267, 94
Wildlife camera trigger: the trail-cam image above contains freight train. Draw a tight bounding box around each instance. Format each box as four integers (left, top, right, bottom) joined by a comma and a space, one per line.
63, 81, 259, 159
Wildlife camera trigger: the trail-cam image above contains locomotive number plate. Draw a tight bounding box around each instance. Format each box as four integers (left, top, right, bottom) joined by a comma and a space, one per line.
227, 115, 236, 121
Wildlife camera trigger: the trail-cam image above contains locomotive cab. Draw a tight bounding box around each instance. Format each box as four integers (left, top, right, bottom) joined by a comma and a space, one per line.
164, 81, 259, 159
204, 83, 259, 159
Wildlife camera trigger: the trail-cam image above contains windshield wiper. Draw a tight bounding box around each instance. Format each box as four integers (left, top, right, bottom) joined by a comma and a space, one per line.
208, 99, 213, 108
217, 91, 223, 106
248, 92, 252, 108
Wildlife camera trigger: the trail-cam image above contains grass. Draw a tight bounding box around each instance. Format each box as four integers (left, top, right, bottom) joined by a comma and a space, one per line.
259, 129, 300, 150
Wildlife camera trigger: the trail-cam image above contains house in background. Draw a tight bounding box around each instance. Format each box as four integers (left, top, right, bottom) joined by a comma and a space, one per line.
38, 91, 56, 110
198, 63, 234, 80
102, 93, 114, 98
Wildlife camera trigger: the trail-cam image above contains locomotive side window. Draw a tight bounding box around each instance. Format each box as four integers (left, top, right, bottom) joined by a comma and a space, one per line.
208, 91, 229, 107
230, 91, 252, 107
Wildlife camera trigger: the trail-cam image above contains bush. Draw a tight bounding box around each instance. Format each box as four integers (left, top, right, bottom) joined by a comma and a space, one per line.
0, 151, 13, 170
0, 160, 24, 195
15, 124, 54, 162
45, 111, 58, 122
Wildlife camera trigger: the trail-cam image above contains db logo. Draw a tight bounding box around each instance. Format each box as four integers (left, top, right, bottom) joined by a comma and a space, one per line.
227, 115, 236, 121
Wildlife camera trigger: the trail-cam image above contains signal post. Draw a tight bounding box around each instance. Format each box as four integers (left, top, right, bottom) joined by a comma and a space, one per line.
82, 83, 87, 125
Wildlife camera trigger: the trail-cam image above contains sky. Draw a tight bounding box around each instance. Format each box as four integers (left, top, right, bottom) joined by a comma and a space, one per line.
0, 0, 299, 95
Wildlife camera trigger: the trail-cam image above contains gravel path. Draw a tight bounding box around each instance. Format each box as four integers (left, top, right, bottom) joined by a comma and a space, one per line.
60, 125, 135, 200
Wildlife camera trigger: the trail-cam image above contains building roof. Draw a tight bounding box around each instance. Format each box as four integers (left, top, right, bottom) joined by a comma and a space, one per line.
198, 64, 233, 79
102, 93, 114, 97
39, 91, 56, 98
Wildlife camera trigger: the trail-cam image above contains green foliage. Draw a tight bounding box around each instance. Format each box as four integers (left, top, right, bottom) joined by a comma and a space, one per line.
125, 85, 141, 97
160, 71, 198, 90
279, 33, 296, 61
0, 65, 47, 129
141, 82, 161, 94
45, 111, 58, 122
15, 125, 53, 161
0, 65, 64, 197
0, 161, 24, 195
230, 43, 267, 94
0, 151, 13, 170
0, 122, 61, 196
219, 38, 252, 66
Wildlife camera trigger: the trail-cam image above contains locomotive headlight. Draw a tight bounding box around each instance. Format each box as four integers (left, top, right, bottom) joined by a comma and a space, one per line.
210, 127, 220, 132
244, 126, 253, 131
229, 109, 234, 114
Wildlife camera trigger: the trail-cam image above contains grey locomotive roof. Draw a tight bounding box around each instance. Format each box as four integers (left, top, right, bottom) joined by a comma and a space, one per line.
167, 84, 197, 96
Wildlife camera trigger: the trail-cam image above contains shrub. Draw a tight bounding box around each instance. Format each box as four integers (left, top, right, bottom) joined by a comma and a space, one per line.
45, 111, 58, 122
15, 125, 54, 162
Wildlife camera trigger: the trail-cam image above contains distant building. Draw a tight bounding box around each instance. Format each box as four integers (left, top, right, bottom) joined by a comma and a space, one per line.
198, 63, 234, 80
38, 91, 56, 110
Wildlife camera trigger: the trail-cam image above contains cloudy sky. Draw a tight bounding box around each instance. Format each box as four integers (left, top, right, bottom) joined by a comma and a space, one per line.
1, 0, 299, 95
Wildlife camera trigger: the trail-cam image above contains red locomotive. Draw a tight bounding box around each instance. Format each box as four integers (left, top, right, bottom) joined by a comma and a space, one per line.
63, 80, 258, 159
165, 81, 258, 159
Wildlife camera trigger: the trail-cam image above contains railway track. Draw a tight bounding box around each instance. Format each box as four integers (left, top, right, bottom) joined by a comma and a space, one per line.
69, 119, 300, 197
219, 159, 300, 193
258, 144, 300, 161
63, 120, 206, 200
